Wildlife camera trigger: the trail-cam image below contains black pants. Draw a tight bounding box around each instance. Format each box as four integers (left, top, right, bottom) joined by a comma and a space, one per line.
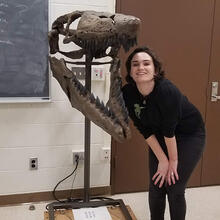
148, 128, 206, 220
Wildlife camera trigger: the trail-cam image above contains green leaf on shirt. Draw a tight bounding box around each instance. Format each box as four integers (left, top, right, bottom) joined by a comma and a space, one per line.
134, 104, 145, 119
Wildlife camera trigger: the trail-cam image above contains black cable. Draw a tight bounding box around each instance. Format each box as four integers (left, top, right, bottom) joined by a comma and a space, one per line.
46, 155, 115, 210
68, 165, 78, 200
52, 155, 79, 203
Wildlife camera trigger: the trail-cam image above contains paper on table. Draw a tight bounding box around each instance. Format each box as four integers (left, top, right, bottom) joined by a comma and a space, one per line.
73, 206, 112, 220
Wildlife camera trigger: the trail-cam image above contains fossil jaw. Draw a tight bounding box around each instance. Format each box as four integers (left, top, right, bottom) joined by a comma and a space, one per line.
50, 56, 131, 142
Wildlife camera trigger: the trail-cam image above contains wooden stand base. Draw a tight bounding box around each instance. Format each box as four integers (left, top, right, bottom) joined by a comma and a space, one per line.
44, 205, 137, 220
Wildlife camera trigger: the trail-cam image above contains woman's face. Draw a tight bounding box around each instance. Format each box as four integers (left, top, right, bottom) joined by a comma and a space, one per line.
130, 52, 156, 84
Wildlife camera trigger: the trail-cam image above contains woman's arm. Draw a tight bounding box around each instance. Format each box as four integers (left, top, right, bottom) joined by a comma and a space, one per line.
146, 135, 169, 188
164, 136, 179, 185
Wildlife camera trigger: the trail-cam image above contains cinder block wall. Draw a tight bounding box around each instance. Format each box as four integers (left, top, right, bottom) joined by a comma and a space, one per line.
0, 0, 115, 196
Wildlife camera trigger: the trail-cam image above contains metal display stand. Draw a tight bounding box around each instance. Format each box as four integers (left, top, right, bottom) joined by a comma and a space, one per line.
47, 54, 132, 220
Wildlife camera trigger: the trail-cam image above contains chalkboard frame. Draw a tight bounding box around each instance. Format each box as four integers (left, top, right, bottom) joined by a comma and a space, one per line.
0, 0, 50, 103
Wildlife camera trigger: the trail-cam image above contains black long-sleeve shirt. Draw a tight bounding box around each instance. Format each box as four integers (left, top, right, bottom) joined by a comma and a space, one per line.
122, 78, 205, 139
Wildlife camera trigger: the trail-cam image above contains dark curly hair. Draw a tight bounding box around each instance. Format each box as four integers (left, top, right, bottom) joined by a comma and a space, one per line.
125, 46, 165, 85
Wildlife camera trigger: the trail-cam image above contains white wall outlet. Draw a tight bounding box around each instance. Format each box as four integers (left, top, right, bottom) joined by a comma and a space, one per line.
72, 150, 84, 165
92, 67, 105, 81
29, 157, 38, 170
101, 147, 111, 161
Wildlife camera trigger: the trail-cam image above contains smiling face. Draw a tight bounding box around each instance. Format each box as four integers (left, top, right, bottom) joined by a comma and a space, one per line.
130, 52, 156, 84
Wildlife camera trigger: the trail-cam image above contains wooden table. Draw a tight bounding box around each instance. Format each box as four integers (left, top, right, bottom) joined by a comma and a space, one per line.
44, 205, 137, 220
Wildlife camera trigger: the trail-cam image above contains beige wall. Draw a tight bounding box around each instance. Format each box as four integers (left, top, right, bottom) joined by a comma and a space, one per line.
0, 0, 115, 195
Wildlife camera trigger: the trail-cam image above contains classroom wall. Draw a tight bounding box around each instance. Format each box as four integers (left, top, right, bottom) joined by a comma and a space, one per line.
0, 0, 115, 196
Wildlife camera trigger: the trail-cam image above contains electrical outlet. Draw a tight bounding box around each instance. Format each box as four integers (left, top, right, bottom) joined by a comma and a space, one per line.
72, 150, 84, 164
101, 147, 110, 161
29, 157, 38, 170
71, 67, 85, 80
92, 67, 105, 81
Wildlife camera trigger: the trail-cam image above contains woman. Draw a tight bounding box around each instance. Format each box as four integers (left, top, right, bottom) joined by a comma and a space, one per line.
122, 46, 206, 220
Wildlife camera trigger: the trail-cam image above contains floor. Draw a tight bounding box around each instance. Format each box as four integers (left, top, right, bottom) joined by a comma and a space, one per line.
0, 186, 219, 220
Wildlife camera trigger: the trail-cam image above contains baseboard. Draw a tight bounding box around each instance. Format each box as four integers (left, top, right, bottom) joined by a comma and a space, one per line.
0, 186, 111, 206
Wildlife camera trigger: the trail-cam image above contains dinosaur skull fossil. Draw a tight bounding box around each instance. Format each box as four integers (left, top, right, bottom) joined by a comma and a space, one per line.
48, 10, 141, 142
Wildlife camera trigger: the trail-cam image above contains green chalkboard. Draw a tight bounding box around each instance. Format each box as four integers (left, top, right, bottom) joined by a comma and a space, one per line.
0, 0, 49, 102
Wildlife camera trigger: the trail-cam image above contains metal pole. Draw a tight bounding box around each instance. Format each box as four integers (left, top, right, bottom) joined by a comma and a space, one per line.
47, 53, 133, 220
84, 53, 92, 202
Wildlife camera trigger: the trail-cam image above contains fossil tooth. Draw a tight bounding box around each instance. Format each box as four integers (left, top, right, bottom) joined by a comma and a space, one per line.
79, 84, 84, 94
104, 107, 109, 116
107, 109, 111, 117
76, 81, 82, 90
96, 96, 101, 107
95, 39, 99, 48
82, 88, 87, 96
90, 93, 96, 103
100, 101, 105, 111
108, 38, 112, 45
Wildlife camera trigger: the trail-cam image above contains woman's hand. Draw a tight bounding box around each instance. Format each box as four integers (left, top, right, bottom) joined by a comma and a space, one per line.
167, 159, 179, 185
164, 136, 179, 186
152, 158, 169, 188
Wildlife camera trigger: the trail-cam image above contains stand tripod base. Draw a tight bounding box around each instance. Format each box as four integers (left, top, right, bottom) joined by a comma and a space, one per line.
47, 199, 133, 220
